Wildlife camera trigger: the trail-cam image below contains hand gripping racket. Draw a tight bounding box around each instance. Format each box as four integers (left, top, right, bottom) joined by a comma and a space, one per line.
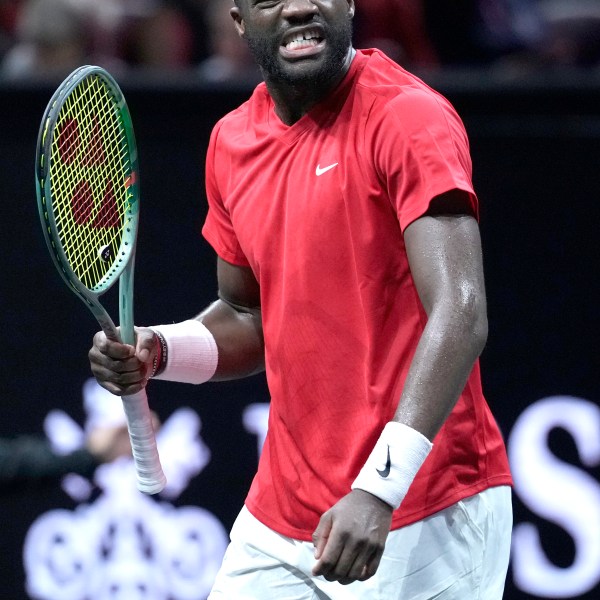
35, 66, 166, 494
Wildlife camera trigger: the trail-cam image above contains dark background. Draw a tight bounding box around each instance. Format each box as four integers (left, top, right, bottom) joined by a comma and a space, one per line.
0, 68, 598, 598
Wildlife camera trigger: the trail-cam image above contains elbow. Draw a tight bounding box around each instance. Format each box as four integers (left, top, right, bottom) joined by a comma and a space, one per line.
427, 281, 489, 359
471, 310, 488, 357
447, 287, 488, 358
461, 291, 488, 358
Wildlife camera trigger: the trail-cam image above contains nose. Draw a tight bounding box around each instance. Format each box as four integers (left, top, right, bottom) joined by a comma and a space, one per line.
281, 0, 318, 20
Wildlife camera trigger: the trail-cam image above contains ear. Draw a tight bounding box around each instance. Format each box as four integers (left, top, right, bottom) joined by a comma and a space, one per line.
347, 0, 355, 18
230, 5, 246, 37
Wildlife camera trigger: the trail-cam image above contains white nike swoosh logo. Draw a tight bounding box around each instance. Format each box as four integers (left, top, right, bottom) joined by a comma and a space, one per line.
316, 162, 339, 176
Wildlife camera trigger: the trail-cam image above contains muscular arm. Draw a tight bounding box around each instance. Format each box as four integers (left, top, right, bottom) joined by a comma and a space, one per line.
312, 192, 488, 583
198, 258, 265, 381
89, 257, 264, 394
394, 205, 488, 440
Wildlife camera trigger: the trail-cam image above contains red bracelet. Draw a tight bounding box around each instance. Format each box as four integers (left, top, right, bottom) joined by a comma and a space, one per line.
150, 329, 168, 378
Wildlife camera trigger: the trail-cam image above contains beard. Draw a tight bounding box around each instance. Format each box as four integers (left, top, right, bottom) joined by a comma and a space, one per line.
244, 15, 353, 87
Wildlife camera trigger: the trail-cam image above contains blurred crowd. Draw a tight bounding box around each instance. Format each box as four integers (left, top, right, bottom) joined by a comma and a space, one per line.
0, 0, 599, 82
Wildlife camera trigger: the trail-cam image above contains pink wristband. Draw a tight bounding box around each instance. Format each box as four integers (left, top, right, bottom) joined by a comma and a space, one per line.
150, 320, 218, 384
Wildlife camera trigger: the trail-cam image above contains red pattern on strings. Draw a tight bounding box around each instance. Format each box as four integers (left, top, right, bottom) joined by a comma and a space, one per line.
71, 180, 94, 225
58, 118, 80, 165
92, 180, 120, 228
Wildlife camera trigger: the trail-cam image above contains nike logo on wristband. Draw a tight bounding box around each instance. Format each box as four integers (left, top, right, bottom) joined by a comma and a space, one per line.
376, 445, 391, 478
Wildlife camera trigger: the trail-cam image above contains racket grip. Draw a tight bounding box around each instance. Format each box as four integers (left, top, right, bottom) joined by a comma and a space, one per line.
121, 389, 167, 494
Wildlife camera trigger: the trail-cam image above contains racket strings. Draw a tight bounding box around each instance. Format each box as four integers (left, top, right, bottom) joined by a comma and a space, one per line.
49, 74, 134, 291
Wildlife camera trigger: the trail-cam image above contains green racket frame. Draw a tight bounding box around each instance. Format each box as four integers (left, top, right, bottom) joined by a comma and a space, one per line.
35, 66, 166, 494
35, 65, 139, 342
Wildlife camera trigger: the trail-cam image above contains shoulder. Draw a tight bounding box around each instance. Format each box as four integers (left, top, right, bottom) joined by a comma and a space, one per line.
354, 49, 463, 134
210, 82, 270, 143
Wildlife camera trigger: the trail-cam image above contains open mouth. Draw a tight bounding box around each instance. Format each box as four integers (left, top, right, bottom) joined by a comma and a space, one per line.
280, 27, 325, 57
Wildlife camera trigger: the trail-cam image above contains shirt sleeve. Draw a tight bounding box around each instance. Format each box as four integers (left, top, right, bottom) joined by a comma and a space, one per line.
201, 120, 251, 267
371, 87, 478, 231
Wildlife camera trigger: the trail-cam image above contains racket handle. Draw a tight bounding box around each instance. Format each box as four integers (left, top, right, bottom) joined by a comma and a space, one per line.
121, 389, 167, 494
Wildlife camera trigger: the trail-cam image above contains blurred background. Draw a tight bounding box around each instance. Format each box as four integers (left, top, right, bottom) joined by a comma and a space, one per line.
2, 0, 600, 81
0, 0, 599, 598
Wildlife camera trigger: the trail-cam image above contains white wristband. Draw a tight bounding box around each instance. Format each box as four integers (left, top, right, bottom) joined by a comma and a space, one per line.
150, 320, 218, 384
351, 422, 433, 510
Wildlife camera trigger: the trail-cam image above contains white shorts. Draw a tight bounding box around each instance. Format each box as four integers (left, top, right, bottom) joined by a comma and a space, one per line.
208, 485, 512, 600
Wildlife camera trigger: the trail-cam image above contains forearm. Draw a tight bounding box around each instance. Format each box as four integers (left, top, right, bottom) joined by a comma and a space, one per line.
352, 212, 487, 511
352, 303, 486, 509
393, 302, 487, 440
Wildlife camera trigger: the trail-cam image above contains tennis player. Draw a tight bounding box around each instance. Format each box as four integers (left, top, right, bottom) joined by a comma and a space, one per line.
89, 0, 513, 597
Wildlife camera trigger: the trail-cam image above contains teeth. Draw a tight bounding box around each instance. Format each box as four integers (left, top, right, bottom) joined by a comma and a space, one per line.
287, 38, 319, 50
284, 29, 321, 50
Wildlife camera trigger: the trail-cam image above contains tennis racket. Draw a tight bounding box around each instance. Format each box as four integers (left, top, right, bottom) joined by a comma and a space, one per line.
35, 65, 166, 494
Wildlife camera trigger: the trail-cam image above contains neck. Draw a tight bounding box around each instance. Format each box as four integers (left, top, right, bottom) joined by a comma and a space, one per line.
266, 47, 356, 126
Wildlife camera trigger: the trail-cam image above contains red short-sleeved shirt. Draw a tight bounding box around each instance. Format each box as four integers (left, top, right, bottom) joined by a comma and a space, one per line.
202, 49, 512, 541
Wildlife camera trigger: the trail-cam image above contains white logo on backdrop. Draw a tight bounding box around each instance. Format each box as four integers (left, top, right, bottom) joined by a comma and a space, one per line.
23, 379, 230, 600
509, 395, 600, 598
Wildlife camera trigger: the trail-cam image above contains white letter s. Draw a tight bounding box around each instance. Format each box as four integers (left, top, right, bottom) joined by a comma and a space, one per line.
509, 396, 600, 597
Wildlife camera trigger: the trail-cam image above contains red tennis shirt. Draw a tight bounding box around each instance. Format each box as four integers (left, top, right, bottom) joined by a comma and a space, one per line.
202, 49, 512, 541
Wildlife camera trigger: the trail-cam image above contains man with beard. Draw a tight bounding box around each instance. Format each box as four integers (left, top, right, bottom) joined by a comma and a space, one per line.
88, 0, 513, 597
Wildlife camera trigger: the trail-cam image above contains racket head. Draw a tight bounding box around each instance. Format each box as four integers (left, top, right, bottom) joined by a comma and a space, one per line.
35, 65, 140, 309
